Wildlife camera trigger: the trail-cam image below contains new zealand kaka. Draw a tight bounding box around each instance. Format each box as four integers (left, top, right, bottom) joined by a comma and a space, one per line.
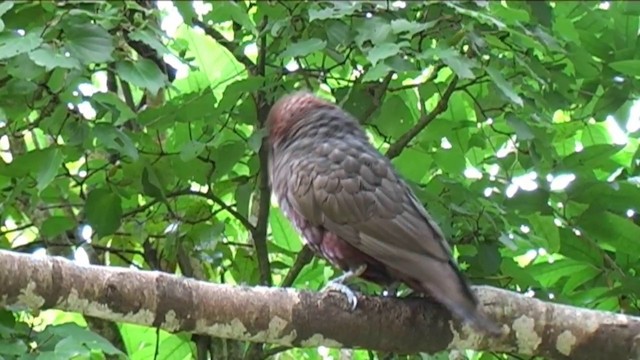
266, 91, 500, 334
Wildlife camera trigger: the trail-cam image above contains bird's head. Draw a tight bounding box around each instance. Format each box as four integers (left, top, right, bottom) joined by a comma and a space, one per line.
266, 91, 334, 146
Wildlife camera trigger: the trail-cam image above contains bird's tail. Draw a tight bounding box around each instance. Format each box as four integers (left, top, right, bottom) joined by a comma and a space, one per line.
418, 260, 502, 335
435, 291, 502, 335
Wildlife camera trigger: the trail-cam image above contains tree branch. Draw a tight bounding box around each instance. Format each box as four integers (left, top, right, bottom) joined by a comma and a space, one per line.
385, 75, 459, 160
251, 15, 273, 288
2, 250, 639, 360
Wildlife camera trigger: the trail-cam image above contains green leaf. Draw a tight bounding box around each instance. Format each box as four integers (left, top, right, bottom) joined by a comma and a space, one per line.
361, 62, 392, 82
247, 128, 266, 153
371, 94, 413, 138
506, 113, 535, 140
505, 189, 552, 215
0, 1, 14, 19
309, 2, 360, 21
28, 45, 81, 70
64, 23, 115, 64
35, 147, 64, 192
141, 165, 167, 200
367, 43, 401, 66
41, 216, 76, 238
390, 19, 434, 36
325, 20, 350, 47
92, 92, 137, 125
435, 47, 478, 79
0, 338, 28, 356
115, 59, 166, 96
560, 144, 623, 171
174, 1, 197, 25
186, 223, 223, 247
568, 180, 640, 213
280, 38, 326, 59
92, 123, 139, 161
563, 266, 600, 294
486, 66, 524, 106
475, 243, 501, 274
128, 29, 172, 57
355, 17, 392, 46
554, 17, 580, 44
52, 323, 123, 355
211, 141, 246, 180
433, 147, 466, 175
85, 188, 122, 238
179, 141, 205, 162
579, 208, 640, 257
529, 1, 553, 27
235, 183, 252, 219
527, 214, 560, 253
207, 2, 255, 31
392, 148, 432, 183
559, 228, 604, 266
7, 53, 46, 79
531, 259, 592, 288
609, 60, 640, 77
270, 207, 302, 252
0, 30, 42, 60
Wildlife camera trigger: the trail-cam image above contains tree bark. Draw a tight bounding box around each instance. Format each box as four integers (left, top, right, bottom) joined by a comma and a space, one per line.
1, 249, 639, 359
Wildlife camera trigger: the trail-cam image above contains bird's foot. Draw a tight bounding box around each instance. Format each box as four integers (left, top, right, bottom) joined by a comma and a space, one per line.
321, 265, 367, 311
322, 282, 359, 310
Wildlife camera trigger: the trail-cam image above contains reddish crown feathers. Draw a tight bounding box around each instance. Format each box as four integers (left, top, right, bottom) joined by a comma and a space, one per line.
266, 92, 334, 144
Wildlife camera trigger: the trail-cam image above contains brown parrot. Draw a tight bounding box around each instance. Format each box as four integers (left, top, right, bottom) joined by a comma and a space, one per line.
266, 91, 500, 334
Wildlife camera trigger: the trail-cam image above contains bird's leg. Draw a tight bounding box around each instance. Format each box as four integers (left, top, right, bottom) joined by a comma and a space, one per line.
322, 264, 367, 310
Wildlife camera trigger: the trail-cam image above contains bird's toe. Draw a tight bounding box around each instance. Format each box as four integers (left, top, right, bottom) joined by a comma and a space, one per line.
322, 282, 359, 310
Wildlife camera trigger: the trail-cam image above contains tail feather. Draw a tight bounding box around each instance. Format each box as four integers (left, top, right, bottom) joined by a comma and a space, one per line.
413, 260, 502, 335
436, 292, 502, 335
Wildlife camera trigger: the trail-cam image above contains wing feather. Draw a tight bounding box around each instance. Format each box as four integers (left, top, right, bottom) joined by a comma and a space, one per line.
289, 145, 454, 268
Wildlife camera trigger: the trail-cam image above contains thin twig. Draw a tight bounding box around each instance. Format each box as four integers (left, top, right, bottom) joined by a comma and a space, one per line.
385, 75, 459, 159
121, 189, 255, 232
360, 71, 395, 124
280, 245, 314, 287
0, 223, 35, 236
261, 345, 291, 358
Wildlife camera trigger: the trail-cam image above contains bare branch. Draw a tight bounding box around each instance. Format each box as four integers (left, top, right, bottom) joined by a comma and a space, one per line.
2, 250, 639, 360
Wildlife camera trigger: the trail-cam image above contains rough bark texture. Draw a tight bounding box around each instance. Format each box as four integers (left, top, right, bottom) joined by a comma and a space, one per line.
1, 249, 639, 359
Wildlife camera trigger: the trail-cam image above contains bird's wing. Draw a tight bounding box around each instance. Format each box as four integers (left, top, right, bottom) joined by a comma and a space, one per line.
290, 145, 454, 269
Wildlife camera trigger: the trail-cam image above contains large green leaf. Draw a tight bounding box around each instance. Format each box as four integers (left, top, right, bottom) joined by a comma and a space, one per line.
0, 30, 41, 60
280, 38, 326, 59
85, 188, 123, 238
115, 59, 166, 96
269, 207, 302, 252
64, 22, 115, 64
578, 208, 640, 258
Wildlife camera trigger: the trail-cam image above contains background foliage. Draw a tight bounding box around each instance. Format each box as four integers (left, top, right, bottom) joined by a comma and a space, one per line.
1, 0, 639, 359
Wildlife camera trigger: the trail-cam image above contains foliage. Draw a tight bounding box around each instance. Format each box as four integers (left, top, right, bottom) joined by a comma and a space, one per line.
0, 0, 639, 359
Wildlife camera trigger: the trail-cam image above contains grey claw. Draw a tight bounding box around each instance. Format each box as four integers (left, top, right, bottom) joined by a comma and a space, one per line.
322, 282, 358, 310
